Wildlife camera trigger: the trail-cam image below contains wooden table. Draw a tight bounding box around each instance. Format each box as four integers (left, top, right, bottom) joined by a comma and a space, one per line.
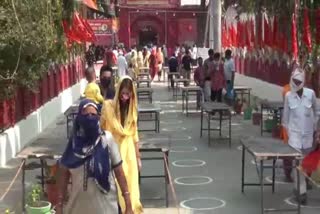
139, 67, 149, 74
136, 79, 151, 88
137, 87, 153, 103
138, 103, 161, 133
260, 100, 283, 136
172, 78, 190, 100
234, 86, 252, 105
137, 73, 150, 80
181, 86, 202, 116
200, 102, 232, 147
166, 71, 180, 89
139, 143, 170, 207
241, 137, 302, 214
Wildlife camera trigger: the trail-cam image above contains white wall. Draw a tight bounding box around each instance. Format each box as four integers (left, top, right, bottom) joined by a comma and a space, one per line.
0, 79, 86, 167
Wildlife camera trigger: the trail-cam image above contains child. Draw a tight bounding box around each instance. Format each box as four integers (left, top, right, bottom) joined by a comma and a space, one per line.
83, 67, 104, 106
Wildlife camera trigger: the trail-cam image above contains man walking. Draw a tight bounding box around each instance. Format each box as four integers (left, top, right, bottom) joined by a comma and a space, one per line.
282, 68, 318, 205
181, 50, 192, 86
117, 51, 128, 78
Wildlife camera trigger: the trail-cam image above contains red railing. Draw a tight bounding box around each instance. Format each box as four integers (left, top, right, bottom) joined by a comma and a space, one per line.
0, 57, 85, 131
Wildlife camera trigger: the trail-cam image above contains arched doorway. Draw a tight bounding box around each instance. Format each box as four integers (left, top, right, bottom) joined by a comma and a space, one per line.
130, 14, 165, 47
139, 25, 158, 46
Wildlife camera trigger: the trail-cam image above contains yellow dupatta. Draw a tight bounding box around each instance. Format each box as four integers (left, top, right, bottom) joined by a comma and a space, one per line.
100, 76, 142, 213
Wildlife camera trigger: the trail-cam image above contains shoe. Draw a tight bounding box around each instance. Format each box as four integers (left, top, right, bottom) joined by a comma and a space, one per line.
293, 190, 308, 205
306, 179, 313, 190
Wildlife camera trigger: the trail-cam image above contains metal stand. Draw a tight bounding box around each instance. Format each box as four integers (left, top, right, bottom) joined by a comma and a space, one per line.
139, 148, 170, 207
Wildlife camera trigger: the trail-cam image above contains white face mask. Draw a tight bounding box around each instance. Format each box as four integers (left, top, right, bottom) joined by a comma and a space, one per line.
290, 69, 305, 92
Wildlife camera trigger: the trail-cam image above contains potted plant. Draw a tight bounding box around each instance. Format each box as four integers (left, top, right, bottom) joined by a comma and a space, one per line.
5, 209, 14, 214
26, 185, 53, 214
234, 98, 242, 115
242, 99, 253, 120
43, 162, 60, 208
264, 112, 278, 133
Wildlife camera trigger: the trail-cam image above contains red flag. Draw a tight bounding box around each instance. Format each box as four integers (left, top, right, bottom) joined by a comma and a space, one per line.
302, 149, 320, 174
250, 19, 255, 48
225, 22, 231, 47
245, 21, 251, 49
62, 12, 96, 44
303, 8, 312, 53
316, 9, 320, 44
230, 24, 236, 47
279, 31, 288, 54
222, 20, 226, 48
273, 17, 278, 49
257, 17, 263, 48
292, 13, 298, 60
263, 15, 270, 47
237, 22, 241, 48
82, 19, 96, 41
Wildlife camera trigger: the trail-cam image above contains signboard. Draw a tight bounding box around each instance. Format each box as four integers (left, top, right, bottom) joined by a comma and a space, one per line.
87, 19, 119, 35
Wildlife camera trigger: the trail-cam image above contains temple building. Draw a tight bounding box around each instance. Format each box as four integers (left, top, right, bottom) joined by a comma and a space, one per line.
118, 0, 208, 49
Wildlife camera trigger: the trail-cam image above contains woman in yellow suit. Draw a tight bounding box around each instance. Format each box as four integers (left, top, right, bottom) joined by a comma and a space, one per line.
100, 76, 143, 214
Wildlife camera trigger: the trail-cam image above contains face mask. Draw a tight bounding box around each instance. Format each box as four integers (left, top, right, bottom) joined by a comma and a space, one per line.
101, 78, 111, 88
77, 114, 100, 139
290, 80, 304, 92
290, 71, 305, 92
120, 93, 130, 103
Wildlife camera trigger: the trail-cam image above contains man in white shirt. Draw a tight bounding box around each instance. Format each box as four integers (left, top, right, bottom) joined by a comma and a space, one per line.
224, 49, 235, 102
191, 44, 198, 65
117, 51, 128, 78
282, 68, 318, 205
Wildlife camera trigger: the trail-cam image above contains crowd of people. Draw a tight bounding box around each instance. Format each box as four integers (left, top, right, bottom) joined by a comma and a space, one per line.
86, 43, 200, 82
56, 40, 320, 214
167, 48, 236, 105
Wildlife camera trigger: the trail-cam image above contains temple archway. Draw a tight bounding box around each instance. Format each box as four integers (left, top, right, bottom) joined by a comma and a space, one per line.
130, 14, 165, 47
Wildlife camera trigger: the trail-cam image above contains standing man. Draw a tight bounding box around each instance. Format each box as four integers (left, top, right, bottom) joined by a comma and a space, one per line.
224, 49, 236, 103
210, 53, 225, 102
181, 50, 192, 86
99, 65, 115, 100
203, 49, 215, 101
282, 68, 318, 205
168, 53, 179, 88
162, 45, 168, 66
117, 51, 128, 78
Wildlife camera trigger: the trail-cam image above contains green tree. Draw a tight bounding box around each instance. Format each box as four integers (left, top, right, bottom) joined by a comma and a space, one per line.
0, 0, 76, 100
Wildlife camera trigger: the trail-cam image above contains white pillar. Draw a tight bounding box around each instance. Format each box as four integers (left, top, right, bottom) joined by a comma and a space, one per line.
208, 0, 214, 48
212, 0, 222, 52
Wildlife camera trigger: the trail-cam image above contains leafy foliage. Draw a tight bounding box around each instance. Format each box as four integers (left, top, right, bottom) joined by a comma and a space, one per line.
0, 0, 76, 100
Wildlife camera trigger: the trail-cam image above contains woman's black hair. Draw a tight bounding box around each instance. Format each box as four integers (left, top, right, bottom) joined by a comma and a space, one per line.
214, 53, 221, 60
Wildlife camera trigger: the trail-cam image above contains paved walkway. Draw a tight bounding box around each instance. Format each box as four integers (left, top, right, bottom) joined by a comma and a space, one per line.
1, 75, 319, 214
